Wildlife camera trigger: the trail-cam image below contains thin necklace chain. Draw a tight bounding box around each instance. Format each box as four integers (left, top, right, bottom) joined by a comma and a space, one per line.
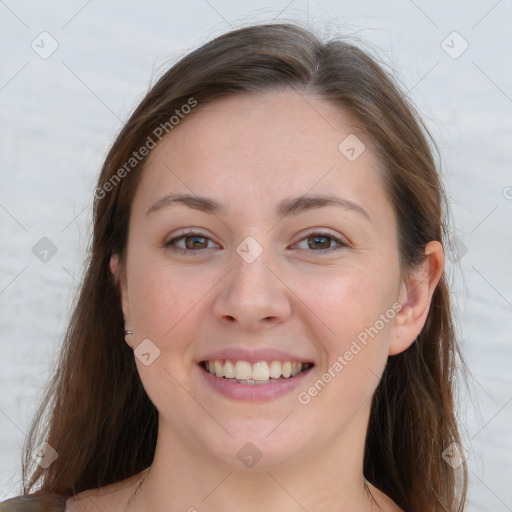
131, 468, 378, 509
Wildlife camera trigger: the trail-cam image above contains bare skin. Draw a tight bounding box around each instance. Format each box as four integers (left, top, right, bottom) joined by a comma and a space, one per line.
66, 470, 401, 511
67, 89, 443, 511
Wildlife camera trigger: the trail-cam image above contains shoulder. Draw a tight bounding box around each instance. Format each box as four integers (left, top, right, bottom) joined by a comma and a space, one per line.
0, 472, 143, 512
64, 472, 143, 512
0, 493, 67, 512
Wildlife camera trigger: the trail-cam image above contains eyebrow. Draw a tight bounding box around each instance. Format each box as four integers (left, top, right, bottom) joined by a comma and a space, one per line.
146, 192, 371, 221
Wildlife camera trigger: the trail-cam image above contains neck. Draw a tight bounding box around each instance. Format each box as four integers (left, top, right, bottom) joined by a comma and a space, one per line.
126, 403, 385, 511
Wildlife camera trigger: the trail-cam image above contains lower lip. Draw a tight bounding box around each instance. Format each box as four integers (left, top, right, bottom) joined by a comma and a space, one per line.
198, 364, 313, 401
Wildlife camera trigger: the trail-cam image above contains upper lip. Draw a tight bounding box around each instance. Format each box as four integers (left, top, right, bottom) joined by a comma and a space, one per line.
197, 347, 314, 364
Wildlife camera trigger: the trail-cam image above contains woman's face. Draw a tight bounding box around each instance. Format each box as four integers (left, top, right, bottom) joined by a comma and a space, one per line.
113, 89, 412, 468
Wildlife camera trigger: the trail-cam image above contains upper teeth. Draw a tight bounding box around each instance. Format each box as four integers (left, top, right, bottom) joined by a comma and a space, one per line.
205, 360, 303, 380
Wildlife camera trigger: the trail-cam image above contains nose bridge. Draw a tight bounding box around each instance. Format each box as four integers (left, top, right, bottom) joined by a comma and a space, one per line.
213, 236, 291, 327
233, 247, 273, 295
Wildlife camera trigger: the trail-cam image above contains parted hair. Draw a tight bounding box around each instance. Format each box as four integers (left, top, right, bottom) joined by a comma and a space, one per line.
10, 23, 466, 511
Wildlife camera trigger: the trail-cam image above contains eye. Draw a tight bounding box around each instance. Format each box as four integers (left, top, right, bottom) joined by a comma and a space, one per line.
165, 231, 219, 256
293, 231, 347, 253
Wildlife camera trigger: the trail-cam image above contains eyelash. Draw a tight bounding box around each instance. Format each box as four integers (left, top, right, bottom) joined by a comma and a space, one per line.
164, 230, 347, 256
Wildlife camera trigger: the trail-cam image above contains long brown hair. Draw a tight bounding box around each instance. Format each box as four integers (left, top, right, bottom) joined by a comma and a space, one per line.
19, 23, 467, 510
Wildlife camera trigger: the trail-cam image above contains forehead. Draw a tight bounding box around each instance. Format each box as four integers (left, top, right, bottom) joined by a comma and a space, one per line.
132, 89, 391, 223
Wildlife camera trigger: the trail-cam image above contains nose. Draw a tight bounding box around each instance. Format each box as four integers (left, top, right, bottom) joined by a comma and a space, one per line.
212, 250, 292, 331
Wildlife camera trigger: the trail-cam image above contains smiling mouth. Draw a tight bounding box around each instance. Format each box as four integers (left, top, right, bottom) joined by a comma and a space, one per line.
199, 360, 314, 385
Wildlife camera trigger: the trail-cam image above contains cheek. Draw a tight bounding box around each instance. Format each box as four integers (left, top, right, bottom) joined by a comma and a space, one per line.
126, 259, 212, 413
300, 262, 396, 338
293, 269, 397, 443
127, 254, 201, 343
299, 264, 396, 392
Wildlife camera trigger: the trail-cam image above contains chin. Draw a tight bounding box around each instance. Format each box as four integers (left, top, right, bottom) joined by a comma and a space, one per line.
200, 425, 306, 469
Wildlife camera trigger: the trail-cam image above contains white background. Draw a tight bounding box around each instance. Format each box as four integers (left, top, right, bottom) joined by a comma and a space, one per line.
1, 1, 511, 510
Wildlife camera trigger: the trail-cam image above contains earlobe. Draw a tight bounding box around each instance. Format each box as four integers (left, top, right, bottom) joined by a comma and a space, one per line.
389, 241, 444, 356
110, 254, 119, 276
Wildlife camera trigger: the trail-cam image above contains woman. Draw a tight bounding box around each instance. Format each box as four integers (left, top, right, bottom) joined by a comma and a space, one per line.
2, 23, 467, 511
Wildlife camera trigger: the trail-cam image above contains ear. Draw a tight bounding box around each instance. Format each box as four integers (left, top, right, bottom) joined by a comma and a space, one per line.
389, 241, 444, 356
110, 254, 131, 335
